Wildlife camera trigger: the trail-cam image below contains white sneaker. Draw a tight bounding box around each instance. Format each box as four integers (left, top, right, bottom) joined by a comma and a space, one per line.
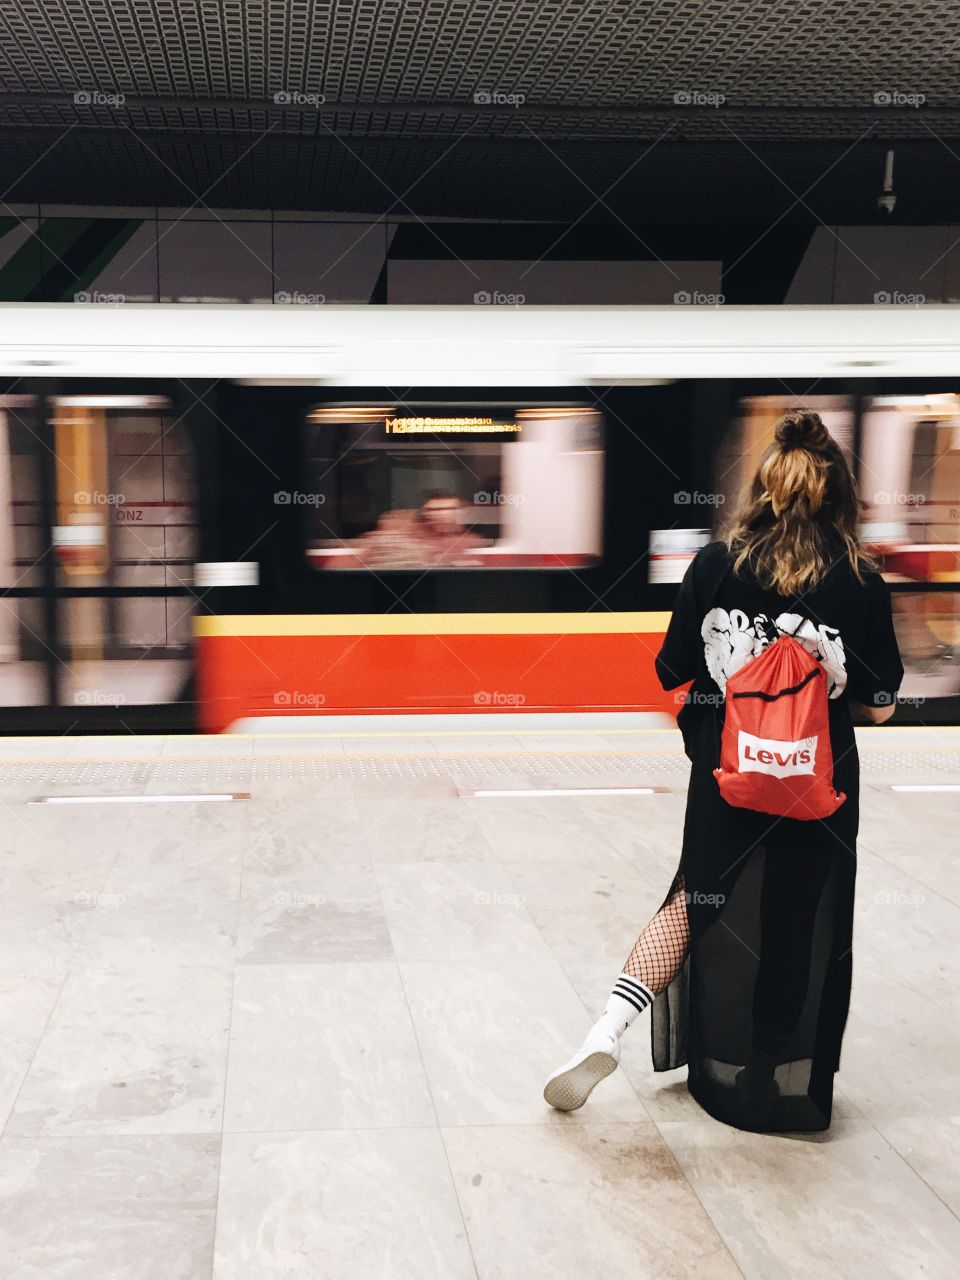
543, 1023, 621, 1111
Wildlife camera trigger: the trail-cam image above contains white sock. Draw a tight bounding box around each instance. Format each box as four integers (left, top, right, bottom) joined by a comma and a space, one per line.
597, 972, 656, 1037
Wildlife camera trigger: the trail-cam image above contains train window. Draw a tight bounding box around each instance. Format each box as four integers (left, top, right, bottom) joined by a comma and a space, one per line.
301, 403, 604, 570
859, 393, 960, 555
650, 394, 857, 585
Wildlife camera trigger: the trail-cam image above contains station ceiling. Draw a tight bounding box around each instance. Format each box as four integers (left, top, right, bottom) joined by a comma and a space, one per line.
1, 0, 960, 223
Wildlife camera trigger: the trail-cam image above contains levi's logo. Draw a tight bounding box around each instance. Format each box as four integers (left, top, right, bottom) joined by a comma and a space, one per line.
737, 730, 818, 778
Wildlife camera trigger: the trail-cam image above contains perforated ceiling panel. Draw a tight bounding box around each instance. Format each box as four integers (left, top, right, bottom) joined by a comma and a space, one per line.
0, 1, 959, 219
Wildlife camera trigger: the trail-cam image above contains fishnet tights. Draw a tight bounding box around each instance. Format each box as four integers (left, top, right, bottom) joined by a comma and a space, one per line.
622, 874, 690, 996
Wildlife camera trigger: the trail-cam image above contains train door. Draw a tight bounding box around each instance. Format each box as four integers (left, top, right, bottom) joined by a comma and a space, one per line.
0, 388, 198, 733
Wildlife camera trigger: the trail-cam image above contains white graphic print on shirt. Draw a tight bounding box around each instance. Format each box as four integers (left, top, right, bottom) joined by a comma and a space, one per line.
701, 607, 847, 699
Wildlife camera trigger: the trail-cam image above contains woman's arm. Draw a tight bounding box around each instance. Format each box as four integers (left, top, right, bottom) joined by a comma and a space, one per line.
852, 699, 896, 725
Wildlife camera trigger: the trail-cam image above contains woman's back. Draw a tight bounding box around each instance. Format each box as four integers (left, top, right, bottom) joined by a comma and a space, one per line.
657, 539, 903, 722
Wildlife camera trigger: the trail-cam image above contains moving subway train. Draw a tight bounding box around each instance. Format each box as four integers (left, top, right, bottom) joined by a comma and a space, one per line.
0, 302, 958, 733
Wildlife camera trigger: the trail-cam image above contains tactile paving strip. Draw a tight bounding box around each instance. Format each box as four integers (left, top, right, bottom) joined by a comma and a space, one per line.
0, 749, 958, 790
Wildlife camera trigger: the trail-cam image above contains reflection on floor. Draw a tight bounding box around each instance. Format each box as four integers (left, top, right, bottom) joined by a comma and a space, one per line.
0, 726, 957, 1279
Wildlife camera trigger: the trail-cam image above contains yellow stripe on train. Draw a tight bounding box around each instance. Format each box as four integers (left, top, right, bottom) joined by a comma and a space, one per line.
194, 611, 673, 638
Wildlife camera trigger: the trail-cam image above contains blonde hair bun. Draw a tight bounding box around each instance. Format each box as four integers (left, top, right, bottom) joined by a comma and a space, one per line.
774, 409, 830, 453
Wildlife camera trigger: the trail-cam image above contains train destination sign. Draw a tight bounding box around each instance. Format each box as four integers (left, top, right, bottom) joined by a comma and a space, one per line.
384, 416, 520, 434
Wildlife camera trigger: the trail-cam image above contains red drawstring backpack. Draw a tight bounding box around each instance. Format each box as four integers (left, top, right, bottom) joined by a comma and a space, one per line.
713, 616, 846, 821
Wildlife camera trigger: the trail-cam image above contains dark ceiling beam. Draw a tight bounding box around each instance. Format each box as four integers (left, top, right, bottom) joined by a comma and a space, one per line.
0, 120, 952, 146
0, 126, 935, 151
0, 91, 956, 119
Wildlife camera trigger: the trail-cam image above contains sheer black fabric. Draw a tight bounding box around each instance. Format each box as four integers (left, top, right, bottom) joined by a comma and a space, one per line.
650, 541, 903, 1133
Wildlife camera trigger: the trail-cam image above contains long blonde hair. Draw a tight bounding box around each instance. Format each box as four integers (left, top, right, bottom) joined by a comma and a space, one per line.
724, 408, 874, 595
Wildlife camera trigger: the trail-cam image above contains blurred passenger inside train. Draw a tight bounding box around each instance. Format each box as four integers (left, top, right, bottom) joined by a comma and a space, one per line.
346, 493, 488, 568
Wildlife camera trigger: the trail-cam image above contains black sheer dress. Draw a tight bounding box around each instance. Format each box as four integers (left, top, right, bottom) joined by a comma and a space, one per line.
651, 540, 904, 1132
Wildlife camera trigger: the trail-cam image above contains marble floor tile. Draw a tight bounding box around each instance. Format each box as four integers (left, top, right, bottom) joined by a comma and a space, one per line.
425, 733, 527, 752
0, 737, 78, 759
159, 736, 255, 757
461, 794, 626, 861
0, 1134, 219, 1280
65, 736, 169, 759
213, 1128, 476, 1279
361, 795, 496, 861
6, 965, 232, 1136
224, 961, 434, 1131
835, 977, 960, 1120
0, 869, 87, 973
66, 861, 240, 971
399, 955, 650, 1126
514, 732, 619, 751
339, 734, 440, 755
241, 799, 371, 871
497, 848, 663, 961
252, 734, 346, 755
659, 1117, 960, 1280
237, 862, 392, 963
0, 803, 136, 877
0, 970, 65, 1129
375, 861, 550, 962
443, 1122, 743, 1280
853, 855, 960, 998
874, 1116, 960, 1217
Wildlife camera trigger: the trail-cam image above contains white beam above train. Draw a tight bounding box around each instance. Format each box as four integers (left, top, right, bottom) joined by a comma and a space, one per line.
2, 303, 960, 384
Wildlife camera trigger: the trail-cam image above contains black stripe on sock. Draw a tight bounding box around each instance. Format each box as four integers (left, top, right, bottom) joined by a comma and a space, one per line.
612, 984, 649, 1015
615, 975, 654, 1004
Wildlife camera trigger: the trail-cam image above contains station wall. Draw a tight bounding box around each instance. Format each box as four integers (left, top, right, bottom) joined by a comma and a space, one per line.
1, 206, 959, 305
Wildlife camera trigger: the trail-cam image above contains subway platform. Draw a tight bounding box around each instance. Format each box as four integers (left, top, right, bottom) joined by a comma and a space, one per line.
0, 723, 957, 1279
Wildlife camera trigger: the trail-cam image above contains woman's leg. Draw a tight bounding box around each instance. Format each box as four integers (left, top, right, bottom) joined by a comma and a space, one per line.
598, 873, 692, 1036
623, 873, 691, 994
543, 873, 692, 1111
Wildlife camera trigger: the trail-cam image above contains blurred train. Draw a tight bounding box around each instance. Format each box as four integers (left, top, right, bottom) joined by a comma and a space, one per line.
0, 302, 957, 733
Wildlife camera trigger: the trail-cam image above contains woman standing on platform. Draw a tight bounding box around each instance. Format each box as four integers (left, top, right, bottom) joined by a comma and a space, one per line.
543, 408, 904, 1132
